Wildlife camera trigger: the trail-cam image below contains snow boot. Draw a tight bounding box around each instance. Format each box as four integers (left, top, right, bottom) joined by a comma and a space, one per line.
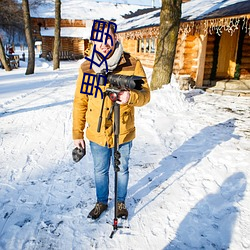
117, 202, 128, 219
87, 202, 108, 220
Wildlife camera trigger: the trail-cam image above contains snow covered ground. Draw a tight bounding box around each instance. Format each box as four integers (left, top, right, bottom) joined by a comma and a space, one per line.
0, 50, 250, 250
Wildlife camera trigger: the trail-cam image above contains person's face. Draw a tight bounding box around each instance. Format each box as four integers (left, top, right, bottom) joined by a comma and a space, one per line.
93, 27, 117, 59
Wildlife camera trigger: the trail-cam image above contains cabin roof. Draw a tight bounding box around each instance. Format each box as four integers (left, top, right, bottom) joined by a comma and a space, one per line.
117, 8, 160, 32
30, 0, 151, 21
117, 0, 250, 32
182, 0, 250, 21
40, 27, 91, 39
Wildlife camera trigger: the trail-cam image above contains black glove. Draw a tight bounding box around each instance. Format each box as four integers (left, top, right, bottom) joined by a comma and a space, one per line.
72, 146, 86, 162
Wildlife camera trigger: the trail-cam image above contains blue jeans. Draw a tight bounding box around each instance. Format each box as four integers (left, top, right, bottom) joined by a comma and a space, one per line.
90, 141, 132, 205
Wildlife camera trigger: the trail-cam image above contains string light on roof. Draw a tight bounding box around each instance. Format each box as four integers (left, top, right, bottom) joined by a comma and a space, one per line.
119, 15, 250, 39
179, 15, 250, 37
242, 16, 250, 36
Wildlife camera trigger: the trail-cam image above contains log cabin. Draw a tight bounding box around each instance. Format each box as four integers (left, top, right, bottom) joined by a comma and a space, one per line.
30, 0, 250, 94
31, 18, 90, 60
30, 1, 152, 61
117, 0, 250, 93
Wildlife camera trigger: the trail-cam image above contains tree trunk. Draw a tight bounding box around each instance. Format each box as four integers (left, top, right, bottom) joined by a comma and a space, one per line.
151, 0, 182, 90
22, 0, 35, 75
53, 0, 61, 70
0, 37, 11, 71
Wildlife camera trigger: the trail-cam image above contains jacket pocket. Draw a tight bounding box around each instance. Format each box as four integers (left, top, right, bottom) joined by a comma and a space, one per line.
120, 106, 134, 134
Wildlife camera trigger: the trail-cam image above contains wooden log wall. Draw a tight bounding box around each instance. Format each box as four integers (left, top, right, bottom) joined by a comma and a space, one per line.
173, 34, 185, 75
122, 39, 137, 54
203, 34, 216, 82
134, 53, 155, 68
72, 38, 87, 56
183, 35, 198, 79
32, 18, 86, 29
240, 35, 250, 79
173, 34, 199, 80
41, 37, 86, 59
41, 37, 53, 58
121, 39, 156, 68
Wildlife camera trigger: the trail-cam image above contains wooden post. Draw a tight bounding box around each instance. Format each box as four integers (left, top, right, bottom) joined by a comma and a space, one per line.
139, 39, 142, 53
149, 39, 152, 53
144, 38, 146, 54
195, 32, 207, 88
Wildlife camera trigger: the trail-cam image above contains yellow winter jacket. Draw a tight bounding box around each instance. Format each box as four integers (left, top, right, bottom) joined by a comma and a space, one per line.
72, 52, 150, 148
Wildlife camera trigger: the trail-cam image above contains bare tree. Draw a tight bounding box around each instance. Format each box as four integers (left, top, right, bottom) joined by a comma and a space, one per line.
53, 0, 61, 70
0, 0, 23, 71
22, 0, 35, 75
151, 0, 182, 90
0, 37, 11, 71
0, 0, 24, 36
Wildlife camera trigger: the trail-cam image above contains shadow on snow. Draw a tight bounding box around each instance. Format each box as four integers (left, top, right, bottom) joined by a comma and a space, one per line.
128, 118, 239, 213
164, 172, 247, 249
0, 100, 73, 117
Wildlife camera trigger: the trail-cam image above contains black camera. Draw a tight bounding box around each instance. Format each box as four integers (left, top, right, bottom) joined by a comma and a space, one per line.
107, 74, 144, 90
98, 72, 144, 90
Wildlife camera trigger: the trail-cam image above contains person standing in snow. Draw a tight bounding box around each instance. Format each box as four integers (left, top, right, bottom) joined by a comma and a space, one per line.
8, 46, 15, 54
72, 20, 150, 220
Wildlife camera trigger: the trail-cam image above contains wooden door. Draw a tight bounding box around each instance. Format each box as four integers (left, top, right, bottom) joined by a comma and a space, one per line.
216, 30, 239, 78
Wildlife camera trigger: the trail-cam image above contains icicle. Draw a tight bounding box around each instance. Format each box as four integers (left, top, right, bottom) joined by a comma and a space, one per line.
178, 15, 250, 37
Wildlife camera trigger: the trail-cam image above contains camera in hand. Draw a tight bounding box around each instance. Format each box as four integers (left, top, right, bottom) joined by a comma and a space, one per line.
72, 146, 86, 162
98, 71, 144, 90
96, 71, 145, 133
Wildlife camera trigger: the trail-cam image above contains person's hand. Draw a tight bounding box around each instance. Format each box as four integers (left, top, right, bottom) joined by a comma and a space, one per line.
74, 139, 85, 149
72, 139, 86, 162
116, 90, 130, 105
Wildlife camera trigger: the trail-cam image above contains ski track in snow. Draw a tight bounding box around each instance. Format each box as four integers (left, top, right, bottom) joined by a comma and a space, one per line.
0, 58, 250, 249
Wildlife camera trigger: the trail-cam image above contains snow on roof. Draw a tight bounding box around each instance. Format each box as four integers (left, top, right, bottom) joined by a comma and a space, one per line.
182, 0, 250, 21
30, 0, 151, 21
117, 8, 160, 32
88, 0, 161, 7
40, 27, 92, 39
117, 0, 250, 32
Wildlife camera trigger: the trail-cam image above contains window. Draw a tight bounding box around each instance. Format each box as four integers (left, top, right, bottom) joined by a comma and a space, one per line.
137, 38, 156, 54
